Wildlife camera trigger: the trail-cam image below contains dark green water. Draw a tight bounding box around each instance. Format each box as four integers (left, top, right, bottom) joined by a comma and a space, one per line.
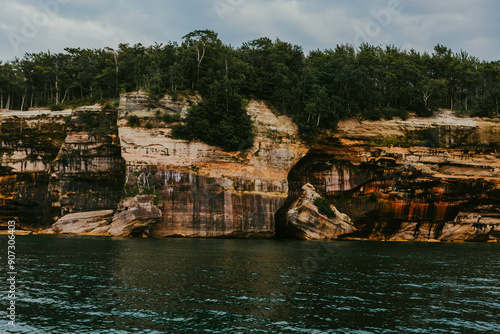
1, 236, 499, 333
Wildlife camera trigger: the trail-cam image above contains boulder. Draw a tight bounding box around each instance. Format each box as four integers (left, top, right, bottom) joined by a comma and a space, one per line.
47, 210, 114, 235
108, 195, 162, 237
285, 183, 355, 240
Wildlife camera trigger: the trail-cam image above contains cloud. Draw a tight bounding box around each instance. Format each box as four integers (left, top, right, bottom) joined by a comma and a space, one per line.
0, 0, 498, 61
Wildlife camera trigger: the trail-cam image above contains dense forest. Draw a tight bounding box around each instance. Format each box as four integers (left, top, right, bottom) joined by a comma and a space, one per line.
1, 29, 499, 147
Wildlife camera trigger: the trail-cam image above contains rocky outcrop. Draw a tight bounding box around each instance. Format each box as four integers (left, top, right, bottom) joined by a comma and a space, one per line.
5, 94, 498, 242
48, 105, 126, 220
108, 195, 162, 237
284, 183, 355, 240
45, 195, 162, 237
47, 210, 114, 235
0, 105, 125, 231
278, 111, 500, 242
118, 92, 308, 237
0, 108, 70, 229
1, 93, 308, 237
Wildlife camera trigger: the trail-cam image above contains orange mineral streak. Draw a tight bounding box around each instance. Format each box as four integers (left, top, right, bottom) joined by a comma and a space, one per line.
382, 200, 406, 219
363, 181, 391, 194
408, 202, 429, 221
434, 202, 450, 221
431, 187, 446, 197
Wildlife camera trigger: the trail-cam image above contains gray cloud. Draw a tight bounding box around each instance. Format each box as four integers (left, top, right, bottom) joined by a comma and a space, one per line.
0, 0, 498, 61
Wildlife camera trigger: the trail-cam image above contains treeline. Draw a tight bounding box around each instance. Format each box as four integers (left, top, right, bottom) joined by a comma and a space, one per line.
1, 29, 499, 145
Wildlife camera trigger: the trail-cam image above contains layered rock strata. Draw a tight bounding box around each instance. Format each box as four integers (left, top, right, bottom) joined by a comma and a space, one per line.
278, 111, 500, 242
0, 105, 126, 230
49, 105, 126, 220
117, 92, 309, 237
46, 195, 162, 237
0, 108, 70, 229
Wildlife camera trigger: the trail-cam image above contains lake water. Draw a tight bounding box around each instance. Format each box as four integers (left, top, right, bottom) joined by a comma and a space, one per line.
1, 236, 499, 333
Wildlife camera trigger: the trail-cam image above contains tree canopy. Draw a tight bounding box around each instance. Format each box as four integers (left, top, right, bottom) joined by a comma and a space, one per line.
1, 31, 499, 148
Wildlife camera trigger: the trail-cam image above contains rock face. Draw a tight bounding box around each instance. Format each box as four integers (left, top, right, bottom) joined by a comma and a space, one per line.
284, 183, 355, 240
1, 93, 308, 237
0, 108, 70, 229
0, 105, 125, 230
278, 111, 500, 242
118, 92, 309, 237
49, 105, 126, 221
4, 95, 498, 242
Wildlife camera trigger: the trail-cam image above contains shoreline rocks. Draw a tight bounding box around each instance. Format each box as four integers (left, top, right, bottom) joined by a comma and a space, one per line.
284, 183, 356, 240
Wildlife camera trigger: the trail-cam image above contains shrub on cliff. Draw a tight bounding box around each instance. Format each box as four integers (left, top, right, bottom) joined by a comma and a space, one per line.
172, 79, 254, 151
314, 197, 336, 219
49, 104, 65, 111
127, 115, 141, 127
160, 113, 181, 124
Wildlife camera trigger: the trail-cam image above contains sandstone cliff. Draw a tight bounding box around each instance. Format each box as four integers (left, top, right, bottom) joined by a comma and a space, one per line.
277, 111, 500, 242
3, 95, 499, 242
117, 91, 309, 237
1, 93, 308, 237
0, 105, 125, 232
0, 108, 70, 229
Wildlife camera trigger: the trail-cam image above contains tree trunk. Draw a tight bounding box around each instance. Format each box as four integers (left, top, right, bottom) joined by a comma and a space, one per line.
55, 73, 60, 105
20, 89, 27, 111
61, 88, 69, 104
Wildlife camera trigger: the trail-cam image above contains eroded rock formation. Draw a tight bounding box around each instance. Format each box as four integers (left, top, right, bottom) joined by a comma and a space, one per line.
118, 92, 309, 237
0, 105, 125, 231
0, 108, 70, 229
47, 210, 114, 235
108, 195, 162, 237
3, 95, 499, 242
49, 105, 126, 220
278, 111, 500, 242
284, 183, 355, 240
45, 195, 162, 237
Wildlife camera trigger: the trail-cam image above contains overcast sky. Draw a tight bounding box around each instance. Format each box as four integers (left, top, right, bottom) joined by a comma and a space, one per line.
1, 0, 499, 61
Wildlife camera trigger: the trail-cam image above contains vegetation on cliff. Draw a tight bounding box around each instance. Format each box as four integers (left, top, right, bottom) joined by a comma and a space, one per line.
1, 30, 499, 146
314, 197, 336, 219
172, 78, 253, 151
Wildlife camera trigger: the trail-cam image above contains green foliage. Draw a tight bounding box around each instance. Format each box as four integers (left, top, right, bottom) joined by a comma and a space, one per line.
49, 104, 65, 111
365, 109, 382, 121
123, 184, 140, 198
159, 113, 181, 123
378, 108, 409, 120
76, 109, 117, 136
79, 112, 100, 129
127, 115, 141, 127
123, 178, 163, 206
0, 32, 498, 145
102, 101, 115, 110
314, 197, 336, 219
173, 78, 254, 151
152, 190, 163, 206
145, 122, 154, 129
